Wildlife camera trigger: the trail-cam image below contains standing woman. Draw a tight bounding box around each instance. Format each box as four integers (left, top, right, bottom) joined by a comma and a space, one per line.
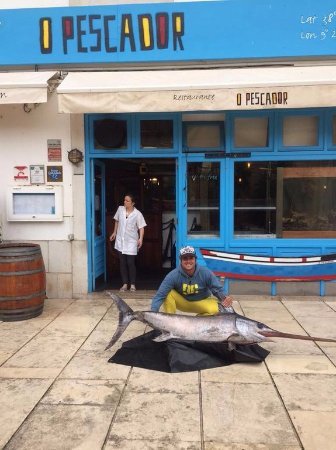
110, 194, 147, 292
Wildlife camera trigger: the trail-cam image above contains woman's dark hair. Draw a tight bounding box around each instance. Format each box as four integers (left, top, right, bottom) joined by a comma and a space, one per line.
124, 193, 136, 204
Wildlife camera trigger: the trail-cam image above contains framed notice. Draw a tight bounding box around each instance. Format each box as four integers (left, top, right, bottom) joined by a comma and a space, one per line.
30, 165, 45, 184
47, 165, 63, 182
47, 139, 62, 162
7, 185, 63, 221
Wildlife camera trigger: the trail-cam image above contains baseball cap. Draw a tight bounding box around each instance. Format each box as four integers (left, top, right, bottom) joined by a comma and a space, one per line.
179, 246, 196, 258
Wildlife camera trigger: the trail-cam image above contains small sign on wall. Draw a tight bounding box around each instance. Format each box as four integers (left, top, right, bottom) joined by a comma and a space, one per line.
30, 165, 45, 184
47, 165, 63, 182
13, 165, 28, 181
47, 139, 62, 162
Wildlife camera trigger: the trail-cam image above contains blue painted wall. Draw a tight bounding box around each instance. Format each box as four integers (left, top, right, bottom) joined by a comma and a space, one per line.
1, 0, 336, 66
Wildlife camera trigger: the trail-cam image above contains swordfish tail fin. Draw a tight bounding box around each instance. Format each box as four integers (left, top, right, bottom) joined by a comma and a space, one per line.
105, 292, 135, 350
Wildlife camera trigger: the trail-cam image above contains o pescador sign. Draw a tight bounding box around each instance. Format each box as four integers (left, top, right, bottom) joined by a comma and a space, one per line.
3, 0, 336, 66
237, 91, 288, 107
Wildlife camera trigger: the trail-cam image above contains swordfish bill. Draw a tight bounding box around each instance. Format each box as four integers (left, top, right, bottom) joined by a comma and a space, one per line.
105, 293, 336, 350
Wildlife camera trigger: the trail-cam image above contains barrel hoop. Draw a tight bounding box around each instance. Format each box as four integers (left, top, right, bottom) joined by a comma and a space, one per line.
0, 248, 41, 257
0, 289, 46, 302
0, 255, 39, 264
0, 268, 44, 277
0, 304, 44, 321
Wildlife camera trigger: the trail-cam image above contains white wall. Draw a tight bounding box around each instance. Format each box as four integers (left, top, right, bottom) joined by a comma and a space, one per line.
0, 92, 88, 297
0, 93, 72, 240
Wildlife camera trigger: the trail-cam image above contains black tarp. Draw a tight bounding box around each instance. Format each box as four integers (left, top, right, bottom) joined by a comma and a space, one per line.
108, 330, 269, 373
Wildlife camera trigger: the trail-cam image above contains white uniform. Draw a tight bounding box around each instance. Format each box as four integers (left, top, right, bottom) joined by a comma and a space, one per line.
114, 206, 147, 255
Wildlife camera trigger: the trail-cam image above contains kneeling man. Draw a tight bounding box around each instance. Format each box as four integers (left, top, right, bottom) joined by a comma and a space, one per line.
151, 246, 233, 315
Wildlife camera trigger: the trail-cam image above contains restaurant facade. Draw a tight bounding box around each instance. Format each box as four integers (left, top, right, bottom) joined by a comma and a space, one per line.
1, 0, 336, 297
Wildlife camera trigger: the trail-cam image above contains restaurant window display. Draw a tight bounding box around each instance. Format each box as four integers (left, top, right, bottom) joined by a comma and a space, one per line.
187, 162, 220, 237
234, 161, 336, 238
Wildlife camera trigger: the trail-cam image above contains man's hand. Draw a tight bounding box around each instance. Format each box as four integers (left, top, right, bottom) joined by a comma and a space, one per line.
222, 295, 233, 308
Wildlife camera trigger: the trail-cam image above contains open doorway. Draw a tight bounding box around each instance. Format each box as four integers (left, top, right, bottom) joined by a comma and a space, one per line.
104, 158, 176, 290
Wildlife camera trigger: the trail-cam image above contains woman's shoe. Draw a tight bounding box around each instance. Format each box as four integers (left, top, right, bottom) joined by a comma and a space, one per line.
130, 285, 136, 292
119, 284, 127, 292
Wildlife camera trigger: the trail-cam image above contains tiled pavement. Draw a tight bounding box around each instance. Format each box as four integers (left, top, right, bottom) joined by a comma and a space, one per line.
1, 293, 336, 450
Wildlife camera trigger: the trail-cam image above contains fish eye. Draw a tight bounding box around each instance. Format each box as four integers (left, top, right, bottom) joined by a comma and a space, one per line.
257, 322, 264, 329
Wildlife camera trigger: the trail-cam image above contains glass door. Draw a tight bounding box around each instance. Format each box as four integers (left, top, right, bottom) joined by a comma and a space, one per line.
187, 161, 220, 238
91, 159, 106, 290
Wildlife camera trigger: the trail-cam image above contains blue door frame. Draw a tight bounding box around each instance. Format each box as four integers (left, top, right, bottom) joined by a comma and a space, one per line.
87, 159, 106, 292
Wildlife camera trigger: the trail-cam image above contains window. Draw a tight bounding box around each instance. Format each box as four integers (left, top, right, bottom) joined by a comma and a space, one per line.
281, 114, 320, 148
94, 118, 128, 149
187, 162, 220, 236
234, 161, 336, 238
184, 122, 224, 150
233, 116, 270, 148
140, 119, 173, 149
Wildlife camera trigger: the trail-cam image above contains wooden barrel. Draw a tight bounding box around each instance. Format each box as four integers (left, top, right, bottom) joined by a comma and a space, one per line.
0, 243, 46, 321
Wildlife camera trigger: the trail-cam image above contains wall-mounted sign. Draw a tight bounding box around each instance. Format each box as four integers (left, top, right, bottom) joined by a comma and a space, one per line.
47, 139, 62, 162
13, 165, 28, 181
2, 1, 336, 66
30, 165, 45, 184
47, 165, 63, 182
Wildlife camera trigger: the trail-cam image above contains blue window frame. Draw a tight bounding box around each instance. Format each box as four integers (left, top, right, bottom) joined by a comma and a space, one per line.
277, 109, 323, 151
134, 114, 178, 153
228, 111, 274, 152
90, 114, 132, 154
182, 121, 225, 152
325, 109, 336, 150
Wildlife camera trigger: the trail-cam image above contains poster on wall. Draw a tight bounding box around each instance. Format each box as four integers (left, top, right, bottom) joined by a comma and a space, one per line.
47, 139, 62, 162
47, 166, 63, 182
30, 165, 45, 184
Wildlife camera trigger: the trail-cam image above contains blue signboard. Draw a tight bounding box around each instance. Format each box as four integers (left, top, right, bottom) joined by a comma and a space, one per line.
1, 0, 336, 66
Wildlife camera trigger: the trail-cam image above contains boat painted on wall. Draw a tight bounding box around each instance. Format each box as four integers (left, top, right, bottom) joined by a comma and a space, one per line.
200, 249, 336, 281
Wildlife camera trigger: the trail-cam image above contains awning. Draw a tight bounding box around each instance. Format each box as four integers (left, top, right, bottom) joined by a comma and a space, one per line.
57, 65, 336, 113
0, 71, 57, 105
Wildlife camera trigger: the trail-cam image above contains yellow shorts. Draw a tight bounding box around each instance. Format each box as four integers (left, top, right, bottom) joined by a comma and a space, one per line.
163, 289, 219, 315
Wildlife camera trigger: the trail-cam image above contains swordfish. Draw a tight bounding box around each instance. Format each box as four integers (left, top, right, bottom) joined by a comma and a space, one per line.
105, 293, 336, 350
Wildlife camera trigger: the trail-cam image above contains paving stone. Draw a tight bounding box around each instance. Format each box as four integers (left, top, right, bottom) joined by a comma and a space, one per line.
0, 378, 53, 448
59, 349, 131, 381
201, 361, 271, 384
288, 316, 336, 340
273, 373, 336, 412
289, 410, 336, 450
127, 368, 199, 393
204, 444, 302, 450
41, 378, 123, 406
5, 404, 113, 450
108, 391, 200, 442
0, 351, 11, 365
283, 300, 336, 318
63, 298, 111, 316
3, 334, 85, 369
40, 315, 101, 336
0, 367, 61, 379
202, 382, 299, 446
325, 300, 336, 312
106, 439, 201, 449
266, 354, 336, 374
262, 337, 322, 356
